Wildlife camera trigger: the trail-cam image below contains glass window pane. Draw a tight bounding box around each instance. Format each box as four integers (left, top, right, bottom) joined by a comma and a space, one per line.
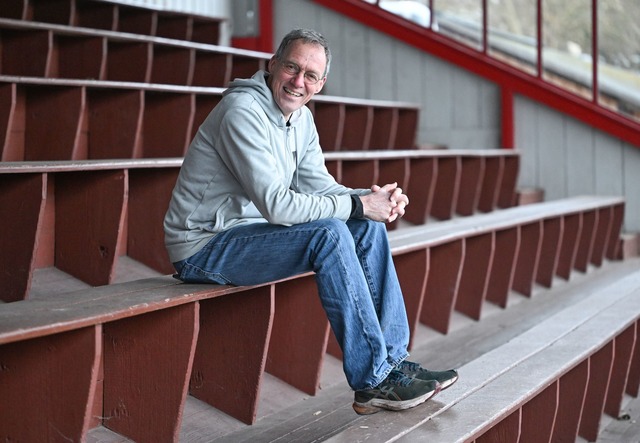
598, 0, 640, 121
542, 0, 593, 100
487, 0, 538, 76
434, 0, 484, 51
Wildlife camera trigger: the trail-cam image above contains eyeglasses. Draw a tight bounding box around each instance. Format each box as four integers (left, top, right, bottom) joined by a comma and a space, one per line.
278, 60, 324, 85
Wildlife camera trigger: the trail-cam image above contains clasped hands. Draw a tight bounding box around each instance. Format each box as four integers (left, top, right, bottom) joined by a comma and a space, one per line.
361, 182, 409, 223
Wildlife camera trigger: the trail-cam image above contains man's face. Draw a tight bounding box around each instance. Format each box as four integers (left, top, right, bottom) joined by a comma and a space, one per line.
268, 40, 327, 118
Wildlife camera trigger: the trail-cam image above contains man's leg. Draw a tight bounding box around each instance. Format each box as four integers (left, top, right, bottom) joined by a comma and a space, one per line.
175, 219, 396, 390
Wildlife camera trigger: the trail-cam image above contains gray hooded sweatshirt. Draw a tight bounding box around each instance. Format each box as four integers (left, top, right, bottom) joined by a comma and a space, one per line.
164, 71, 368, 263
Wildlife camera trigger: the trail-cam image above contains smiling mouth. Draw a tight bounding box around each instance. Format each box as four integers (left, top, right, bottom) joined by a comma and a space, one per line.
284, 87, 303, 97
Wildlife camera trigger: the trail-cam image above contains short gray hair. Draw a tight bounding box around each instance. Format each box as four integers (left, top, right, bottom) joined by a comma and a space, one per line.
274, 28, 331, 77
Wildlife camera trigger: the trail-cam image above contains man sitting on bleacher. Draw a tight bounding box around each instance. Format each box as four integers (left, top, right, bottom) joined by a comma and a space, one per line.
163, 28, 457, 415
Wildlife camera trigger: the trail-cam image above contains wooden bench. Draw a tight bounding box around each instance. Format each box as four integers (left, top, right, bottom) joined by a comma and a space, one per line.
0, 17, 269, 86
0, 76, 420, 161
0, 0, 225, 45
325, 268, 640, 442
0, 150, 518, 302
0, 195, 625, 441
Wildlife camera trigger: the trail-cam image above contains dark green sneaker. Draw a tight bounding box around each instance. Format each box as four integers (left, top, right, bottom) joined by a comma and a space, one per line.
352, 369, 441, 415
396, 360, 459, 390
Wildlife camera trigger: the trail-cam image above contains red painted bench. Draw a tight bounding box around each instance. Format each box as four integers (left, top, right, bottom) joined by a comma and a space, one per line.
0, 76, 420, 161
0, 149, 518, 302
0, 195, 625, 442
0, 0, 224, 45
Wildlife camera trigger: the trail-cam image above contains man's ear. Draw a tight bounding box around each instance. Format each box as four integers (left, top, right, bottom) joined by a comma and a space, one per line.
315, 77, 327, 94
267, 56, 278, 73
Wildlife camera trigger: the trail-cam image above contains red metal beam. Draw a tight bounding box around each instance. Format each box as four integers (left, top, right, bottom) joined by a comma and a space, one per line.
311, 0, 640, 148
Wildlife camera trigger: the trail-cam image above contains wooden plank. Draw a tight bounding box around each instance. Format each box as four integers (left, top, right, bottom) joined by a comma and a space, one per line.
142, 91, 194, 157
551, 360, 589, 442
393, 107, 418, 149
341, 105, 371, 150
0, 173, 46, 302
106, 40, 152, 83
56, 34, 106, 80
403, 157, 436, 225
0, 0, 28, 20
311, 101, 343, 151
0, 326, 101, 441
574, 210, 597, 273
127, 167, 178, 274
191, 17, 221, 46
420, 240, 464, 334
430, 156, 459, 220
486, 228, 519, 308
556, 213, 581, 280
75, 1, 117, 31
151, 45, 194, 86
1, 28, 52, 77
605, 323, 637, 418
512, 221, 542, 297
0, 82, 25, 161
578, 341, 614, 441
155, 14, 190, 41
535, 217, 562, 288
190, 285, 274, 425
25, 84, 84, 160
192, 52, 231, 87
103, 303, 198, 442
456, 156, 483, 216
519, 382, 558, 443
456, 233, 494, 321
497, 155, 519, 208
339, 159, 375, 189
393, 249, 428, 349
117, 6, 157, 37
267, 275, 330, 395
369, 107, 395, 150
607, 203, 625, 260
477, 154, 503, 212
475, 408, 520, 442
55, 169, 127, 286
87, 88, 143, 159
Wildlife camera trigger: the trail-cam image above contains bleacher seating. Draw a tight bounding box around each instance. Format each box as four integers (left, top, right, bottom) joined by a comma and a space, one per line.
0, 1, 636, 442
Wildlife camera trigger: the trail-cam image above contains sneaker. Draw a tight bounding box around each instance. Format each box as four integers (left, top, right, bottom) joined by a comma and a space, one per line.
352, 369, 441, 415
396, 360, 459, 390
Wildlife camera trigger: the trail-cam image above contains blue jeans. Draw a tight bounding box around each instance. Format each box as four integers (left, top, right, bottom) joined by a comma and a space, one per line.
174, 218, 410, 390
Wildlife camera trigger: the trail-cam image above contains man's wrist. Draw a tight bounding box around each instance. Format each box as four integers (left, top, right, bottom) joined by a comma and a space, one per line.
350, 195, 364, 219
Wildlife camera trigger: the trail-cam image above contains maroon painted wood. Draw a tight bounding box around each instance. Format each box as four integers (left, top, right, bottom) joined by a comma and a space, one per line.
421, 240, 464, 334
497, 155, 519, 208
486, 228, 518, 308
430, 157, 459, 220
0, 82, 25, 161
475, 408, 520, 443
0, 0, 28, 20
519, 381, 558, 443
590, 206, 612, 267
0, 326, 101, 441
574, 210, 597, 273
393, 249, 428, 349
31, 0, 73, 25
57, 35, 106, 80
606, 203, 624, 260
1, 29, 51, 77
556, 214, 582, 280
369, 107, 395, 150
55, 170, 126, 286
310, 102, 343, 151
512, 221, 542, 297
156, 14, 190, 41
579, 342, 614, 441
605, 323, 637, 418
535, 217, 562, 288
341, 105, 372, 150
127, 168, 178, 274
551, 360, 589, 442
403, 157, 436, 225
267, 275, 330, 395
393, 107, 418, 149
193, 52, 231, 87
103, 304, 198, 442
87, 89, 143, 159
190, 286, 274, 425
477, 154, 502, 212
107, 41, 152, 83
627, 320, 640, 397
117, 6, 157, 37
456, 156, 484, 216
340, 159, 376, 189
0, 173, 45, 302
151, 45, 194, 86
25, 85, 84, 160
191, 17, 222, 46
75, 1, 118, 31
142, 91, 194, 157
456, 233, 494, 321
230, 54, 267, 86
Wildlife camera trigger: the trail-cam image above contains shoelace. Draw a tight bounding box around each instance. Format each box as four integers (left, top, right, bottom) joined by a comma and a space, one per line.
398, 360, 422, 372
386, 369, 413, 387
